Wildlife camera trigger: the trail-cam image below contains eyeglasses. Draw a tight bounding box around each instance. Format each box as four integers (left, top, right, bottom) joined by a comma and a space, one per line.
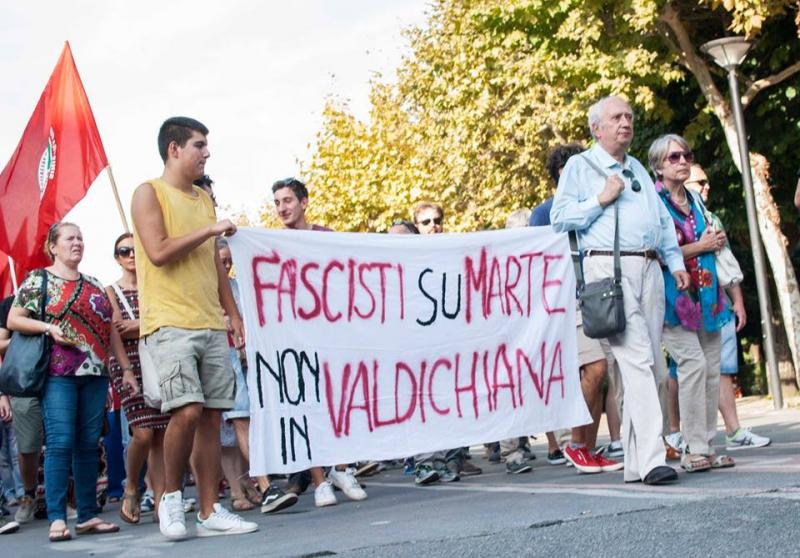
621, 169, 641, 193
665, 150, 694, 164
419, 217, 443, 226
115, 247, 135, 258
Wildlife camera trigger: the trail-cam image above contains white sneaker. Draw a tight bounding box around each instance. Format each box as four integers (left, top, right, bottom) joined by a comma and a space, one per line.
314, 481, 337, 507
328, 467, 368, 501
159, 490, 188, 540
196, 503, 258, 537
14, 495, 35, 524
726, 427, 771, 450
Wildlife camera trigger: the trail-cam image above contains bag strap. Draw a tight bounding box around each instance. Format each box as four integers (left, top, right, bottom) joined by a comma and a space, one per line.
39, 269, 48, 322
568, 229, 585, 292
111, 283, 135, 320
568, 153, 621, 288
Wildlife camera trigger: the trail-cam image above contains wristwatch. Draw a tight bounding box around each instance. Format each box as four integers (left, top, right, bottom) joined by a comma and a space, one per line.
44, 324, 51, 336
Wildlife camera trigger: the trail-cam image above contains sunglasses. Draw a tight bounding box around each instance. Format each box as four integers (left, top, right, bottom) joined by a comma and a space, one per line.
665, 150, 694, 165
419, 217, 443, 226
115, 247, 135, 258
687, 179, 709, 187
621, 169, 641, 193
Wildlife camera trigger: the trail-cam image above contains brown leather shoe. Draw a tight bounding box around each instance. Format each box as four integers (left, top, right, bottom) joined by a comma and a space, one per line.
458, 459, 483, 476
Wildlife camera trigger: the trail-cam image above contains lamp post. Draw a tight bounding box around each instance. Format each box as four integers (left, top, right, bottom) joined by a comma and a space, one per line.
701, 37, 783, 409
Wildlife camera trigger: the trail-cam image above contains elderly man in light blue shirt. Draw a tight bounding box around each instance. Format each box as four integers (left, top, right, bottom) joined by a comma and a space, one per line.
551, 95, 690, 486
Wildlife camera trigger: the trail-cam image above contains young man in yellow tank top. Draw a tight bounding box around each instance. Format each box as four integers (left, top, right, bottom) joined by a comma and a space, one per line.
131, 117, 258, 540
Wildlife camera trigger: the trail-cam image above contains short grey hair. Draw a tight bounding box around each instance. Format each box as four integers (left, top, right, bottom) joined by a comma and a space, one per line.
647, 134, 691, 179
587, 95, 630, 139
505, 208, 531, 229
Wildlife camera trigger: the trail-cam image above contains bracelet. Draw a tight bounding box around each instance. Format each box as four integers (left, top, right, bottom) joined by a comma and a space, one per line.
44, 324, 51, 336
121, 365, 133, 372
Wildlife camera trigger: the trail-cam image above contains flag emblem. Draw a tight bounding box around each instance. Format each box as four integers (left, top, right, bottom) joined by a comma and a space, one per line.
37, 128, 57, 197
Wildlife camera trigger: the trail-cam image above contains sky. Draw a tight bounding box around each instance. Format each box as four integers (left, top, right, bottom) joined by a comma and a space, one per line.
0, 0, 429, 285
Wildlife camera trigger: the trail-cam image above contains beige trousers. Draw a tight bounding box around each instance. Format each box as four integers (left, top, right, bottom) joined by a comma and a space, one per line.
662, 326, 721, 455
584, 255, 667, 482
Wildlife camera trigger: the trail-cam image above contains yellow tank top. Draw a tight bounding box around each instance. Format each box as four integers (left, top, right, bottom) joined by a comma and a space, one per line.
134, 178, 225, 336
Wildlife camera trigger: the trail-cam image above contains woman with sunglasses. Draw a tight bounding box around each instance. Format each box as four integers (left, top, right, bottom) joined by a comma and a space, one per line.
648, 134, 734, 473
105, 233, 170, 525
7, 223, 136, 542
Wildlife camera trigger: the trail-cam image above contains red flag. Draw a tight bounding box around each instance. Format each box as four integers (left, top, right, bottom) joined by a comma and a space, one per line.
0, 41, 108, 274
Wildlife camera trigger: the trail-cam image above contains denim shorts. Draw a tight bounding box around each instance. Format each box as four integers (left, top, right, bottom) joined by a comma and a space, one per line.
222, 348, 250, 421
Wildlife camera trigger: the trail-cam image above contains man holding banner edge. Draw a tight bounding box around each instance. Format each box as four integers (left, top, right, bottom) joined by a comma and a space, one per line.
131, 117, 257, 539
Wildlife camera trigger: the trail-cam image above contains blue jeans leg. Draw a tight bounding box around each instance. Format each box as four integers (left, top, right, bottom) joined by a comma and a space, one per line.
74, 377, 109, 523
0, 421, 24, 499
104, 410, 125, 499
43, 376, 109, 523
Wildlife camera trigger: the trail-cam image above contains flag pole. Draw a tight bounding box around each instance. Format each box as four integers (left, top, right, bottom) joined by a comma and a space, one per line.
106, 165, 129, 233
7, 255, 19, 295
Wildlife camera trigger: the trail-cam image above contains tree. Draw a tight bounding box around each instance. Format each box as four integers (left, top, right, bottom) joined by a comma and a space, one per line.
286, 0, 800, 391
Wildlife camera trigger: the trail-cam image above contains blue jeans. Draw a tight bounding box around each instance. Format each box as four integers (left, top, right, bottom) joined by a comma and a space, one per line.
42, 375, 108, 523
104, 410, 125, 499
0, 421, 24, 500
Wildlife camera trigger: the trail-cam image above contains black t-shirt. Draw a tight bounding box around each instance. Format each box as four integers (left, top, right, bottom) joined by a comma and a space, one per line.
0, 295, 13, 330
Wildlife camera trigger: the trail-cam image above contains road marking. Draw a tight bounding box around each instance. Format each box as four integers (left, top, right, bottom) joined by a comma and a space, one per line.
371, 520, 392, 525
364, 480, 718, 501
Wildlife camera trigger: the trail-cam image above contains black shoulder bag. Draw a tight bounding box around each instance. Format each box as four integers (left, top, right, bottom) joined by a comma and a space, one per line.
0, 270, 51, 397
568, 154, 626, 339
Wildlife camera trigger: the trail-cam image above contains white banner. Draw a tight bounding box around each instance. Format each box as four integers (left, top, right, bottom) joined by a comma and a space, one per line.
229, 227, 590, 474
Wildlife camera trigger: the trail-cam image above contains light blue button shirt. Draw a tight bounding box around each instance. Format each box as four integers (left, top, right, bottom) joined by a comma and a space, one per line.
550, 144, 685, 274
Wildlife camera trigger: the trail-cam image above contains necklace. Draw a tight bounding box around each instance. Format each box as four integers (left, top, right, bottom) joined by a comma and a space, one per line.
671, 187, 689, 207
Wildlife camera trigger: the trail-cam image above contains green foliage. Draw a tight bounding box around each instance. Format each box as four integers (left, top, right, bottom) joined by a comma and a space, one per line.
274, 0, 799, 236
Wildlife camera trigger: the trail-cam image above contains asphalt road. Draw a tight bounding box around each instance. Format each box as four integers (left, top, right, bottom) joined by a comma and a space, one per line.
4, 397, 799, 558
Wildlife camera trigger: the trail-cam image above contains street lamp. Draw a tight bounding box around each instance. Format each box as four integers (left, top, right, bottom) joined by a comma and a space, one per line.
700, 36, 783, 409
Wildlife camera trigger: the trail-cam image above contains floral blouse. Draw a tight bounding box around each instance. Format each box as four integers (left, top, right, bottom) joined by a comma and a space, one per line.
14, 269, 113, 377
655, 182, 731, 332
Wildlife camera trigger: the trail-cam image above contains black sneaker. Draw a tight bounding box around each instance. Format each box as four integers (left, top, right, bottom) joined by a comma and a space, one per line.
261, 485, 299, 513
547, 449, 567, 465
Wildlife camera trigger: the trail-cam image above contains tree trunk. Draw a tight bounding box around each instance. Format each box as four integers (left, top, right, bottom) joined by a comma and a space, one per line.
719, 122, 800, 395
750, 155, 800, 394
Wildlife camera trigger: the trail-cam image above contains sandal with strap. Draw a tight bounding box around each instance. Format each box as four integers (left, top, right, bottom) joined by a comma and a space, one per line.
231, 498, 256, 511
709, 454, 735, 468
681, 454, 711, 473
119, 491, 141, 524
49, 520, 72, 542
75, 518, 120, 535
